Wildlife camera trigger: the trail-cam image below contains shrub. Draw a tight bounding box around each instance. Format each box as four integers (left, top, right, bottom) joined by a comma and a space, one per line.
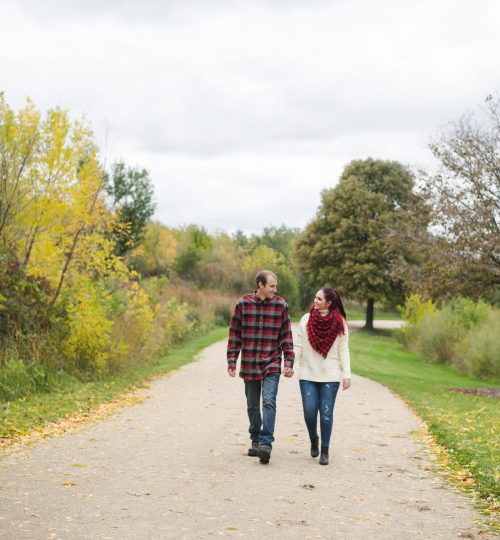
415, 309, 459, 363
400, 294, 436, 348
0, 358, 49, 401
63, 283, 113, 378
447, 297, 489, 330
214, 304, 232, 326
401, 296, 500, 378
454, 310, 500, 379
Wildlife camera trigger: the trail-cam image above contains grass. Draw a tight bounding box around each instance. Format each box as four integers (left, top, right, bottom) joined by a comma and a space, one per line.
346, 309, 402, 321
350, 329, 499, 522
0, 326, 228, 443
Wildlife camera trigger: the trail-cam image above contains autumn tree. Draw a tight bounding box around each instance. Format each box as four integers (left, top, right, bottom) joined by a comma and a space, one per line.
421, 96, 500, 300
296, 158, 417, 329
129, 221, 177, 277
250, 225, 300, 258
174, 225, 213, 279
106, 161, 155, 255
0, 96, 133, 374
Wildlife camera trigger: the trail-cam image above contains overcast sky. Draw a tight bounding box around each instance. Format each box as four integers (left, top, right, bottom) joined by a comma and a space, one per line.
1, 0, 499, 234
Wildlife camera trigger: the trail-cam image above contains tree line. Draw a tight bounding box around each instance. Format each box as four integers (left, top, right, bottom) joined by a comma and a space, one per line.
1, 92, 498, 398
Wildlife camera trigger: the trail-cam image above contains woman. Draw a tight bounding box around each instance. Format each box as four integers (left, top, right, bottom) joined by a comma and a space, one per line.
294, 288, 351, 465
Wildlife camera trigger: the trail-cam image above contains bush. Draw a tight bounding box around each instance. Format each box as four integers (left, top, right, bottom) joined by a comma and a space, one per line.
415, 309, 459, 363
214, 304, 232, 326
401, 296, 500, 378
447, 296, 489, 330
63, 284, 113, 378
454, 310, 500, 379
0, 358, 49, 401
400, 294, 436, 348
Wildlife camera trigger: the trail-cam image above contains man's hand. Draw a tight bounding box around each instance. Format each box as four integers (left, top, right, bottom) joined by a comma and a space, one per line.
283, 366, 294, 378
342, 378, 351, 390
227, 367, 236, 377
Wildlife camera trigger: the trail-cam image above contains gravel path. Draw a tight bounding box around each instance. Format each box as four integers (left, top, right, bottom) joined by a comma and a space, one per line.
0, 324, 492, 539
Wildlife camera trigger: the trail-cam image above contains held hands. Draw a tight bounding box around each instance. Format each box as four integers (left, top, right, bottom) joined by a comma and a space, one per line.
342, 378, 351, 390
283, 366, 294, 378
228, 366, 295, 378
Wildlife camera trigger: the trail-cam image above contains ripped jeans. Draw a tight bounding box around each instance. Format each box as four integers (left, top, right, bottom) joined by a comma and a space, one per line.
299, 380, 340, 447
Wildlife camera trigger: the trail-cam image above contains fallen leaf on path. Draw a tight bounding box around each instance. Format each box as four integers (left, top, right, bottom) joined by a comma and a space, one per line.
62, 481, 79, 486
301, 484, 315, 490
223, 526, 238, 530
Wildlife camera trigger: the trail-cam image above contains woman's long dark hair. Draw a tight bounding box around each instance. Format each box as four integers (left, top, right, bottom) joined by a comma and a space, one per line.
322, 288, 347, 320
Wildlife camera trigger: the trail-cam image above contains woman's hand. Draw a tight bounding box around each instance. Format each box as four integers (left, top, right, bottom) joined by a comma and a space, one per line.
342, 378, 351, 390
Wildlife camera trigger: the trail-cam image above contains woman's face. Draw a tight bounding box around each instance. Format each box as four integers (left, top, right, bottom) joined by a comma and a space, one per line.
313, 290, 331, 310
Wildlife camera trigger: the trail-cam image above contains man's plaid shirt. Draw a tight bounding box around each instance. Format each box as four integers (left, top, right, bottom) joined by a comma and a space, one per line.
227, 292, 294, 380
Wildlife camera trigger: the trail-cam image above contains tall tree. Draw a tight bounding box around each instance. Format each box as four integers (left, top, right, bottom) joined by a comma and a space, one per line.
106, 161, 155, 255
423, 95, 500, 300
251, 225, 300, 261
296, 158, 416, 329
388, 96, 500, 302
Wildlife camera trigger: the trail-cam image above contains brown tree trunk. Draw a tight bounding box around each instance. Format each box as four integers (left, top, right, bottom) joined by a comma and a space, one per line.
50, 227, 82, 307
364, 297, 374, 330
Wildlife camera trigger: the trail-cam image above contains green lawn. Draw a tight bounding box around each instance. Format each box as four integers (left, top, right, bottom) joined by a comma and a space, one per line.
0, 326, 228, 442
347, 309, 402, 321
350, 329, 499, 519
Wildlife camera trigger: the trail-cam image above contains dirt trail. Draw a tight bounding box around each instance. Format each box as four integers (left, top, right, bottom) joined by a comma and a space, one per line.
0, 324, 492, 539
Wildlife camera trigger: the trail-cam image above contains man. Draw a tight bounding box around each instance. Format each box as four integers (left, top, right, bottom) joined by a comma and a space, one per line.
227, 269, 294, 464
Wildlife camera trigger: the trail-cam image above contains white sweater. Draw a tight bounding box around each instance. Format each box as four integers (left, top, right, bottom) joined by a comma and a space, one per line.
294, 313, 351, 382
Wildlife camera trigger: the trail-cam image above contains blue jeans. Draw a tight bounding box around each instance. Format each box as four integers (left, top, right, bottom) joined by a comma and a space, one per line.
244, 374, 280, 450
299, 380, 340, 447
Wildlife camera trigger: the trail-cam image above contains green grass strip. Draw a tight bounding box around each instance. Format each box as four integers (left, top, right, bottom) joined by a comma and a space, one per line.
350, 329, 499, 516
0, 326, 228, 442
346, 309, 402, 321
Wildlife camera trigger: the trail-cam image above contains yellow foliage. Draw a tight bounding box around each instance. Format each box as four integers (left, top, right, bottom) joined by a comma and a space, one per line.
402, 294, 436, 325
129, 222, 177, 276
241, 245, 280, 275
64, 280, 112, 376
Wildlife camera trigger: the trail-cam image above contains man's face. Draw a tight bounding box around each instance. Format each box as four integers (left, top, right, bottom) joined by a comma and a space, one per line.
258, 276, 278, 299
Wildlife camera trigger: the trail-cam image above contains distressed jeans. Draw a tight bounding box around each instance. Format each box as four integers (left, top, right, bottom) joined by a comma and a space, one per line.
244, 374, 280, 450
299, 380, 340, 447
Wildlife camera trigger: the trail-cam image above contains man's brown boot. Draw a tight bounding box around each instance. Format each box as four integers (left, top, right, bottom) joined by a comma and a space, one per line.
248, 442, 260, 456
257, 446, 271, 464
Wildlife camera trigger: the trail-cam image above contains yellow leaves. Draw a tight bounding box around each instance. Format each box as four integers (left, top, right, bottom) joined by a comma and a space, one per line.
129, 222, 178, 276
242, 245, 280, 274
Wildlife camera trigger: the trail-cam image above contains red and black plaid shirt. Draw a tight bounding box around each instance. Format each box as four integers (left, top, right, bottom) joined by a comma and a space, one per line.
227, 292, 294, 380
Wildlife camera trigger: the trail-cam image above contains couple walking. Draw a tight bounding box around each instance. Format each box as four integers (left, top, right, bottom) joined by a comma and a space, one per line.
227, 269, 351, 465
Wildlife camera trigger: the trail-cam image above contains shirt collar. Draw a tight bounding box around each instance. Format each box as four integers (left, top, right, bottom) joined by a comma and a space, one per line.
252, 290, 272, 303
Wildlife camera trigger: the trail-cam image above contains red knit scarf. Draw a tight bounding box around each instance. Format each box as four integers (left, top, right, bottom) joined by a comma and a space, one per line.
307, 307, 345, 358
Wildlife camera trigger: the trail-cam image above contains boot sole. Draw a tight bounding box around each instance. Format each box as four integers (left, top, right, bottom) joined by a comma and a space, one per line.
257, 448, 271, 464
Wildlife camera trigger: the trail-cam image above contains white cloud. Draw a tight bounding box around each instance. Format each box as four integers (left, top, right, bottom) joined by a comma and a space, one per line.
1, 0, 499, 233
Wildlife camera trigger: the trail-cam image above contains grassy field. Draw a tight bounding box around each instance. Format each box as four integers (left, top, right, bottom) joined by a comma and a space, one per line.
350, 329, 499, 521
346, 309, 402, 321
0, 326, 228, 444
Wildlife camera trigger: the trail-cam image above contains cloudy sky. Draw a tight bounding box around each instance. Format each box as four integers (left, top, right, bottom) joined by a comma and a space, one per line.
1, 0, 499, 234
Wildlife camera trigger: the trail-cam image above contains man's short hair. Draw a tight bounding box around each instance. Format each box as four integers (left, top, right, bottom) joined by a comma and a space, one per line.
255, 270, 277, 287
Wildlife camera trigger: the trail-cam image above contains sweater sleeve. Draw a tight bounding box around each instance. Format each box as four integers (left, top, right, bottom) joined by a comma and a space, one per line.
339, 321, 351, 378
280, 304, 295, 369
293, 314, 305, 363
